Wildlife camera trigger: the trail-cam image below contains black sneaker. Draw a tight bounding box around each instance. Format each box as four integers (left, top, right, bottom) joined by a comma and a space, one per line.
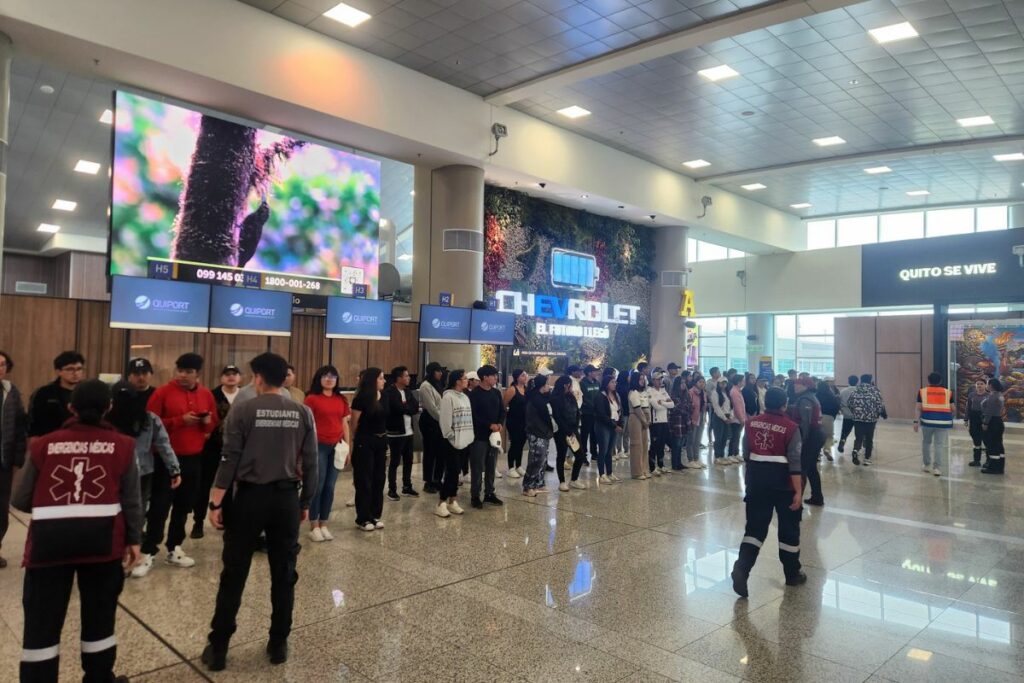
785, 571, 808, 587
545, 465, 555, 472
837, 441, 845, 453
202, 643, 227, 671
483, 494, 503, 506
386, 491, 400, 502
402, 487, 419, 497
804, 497, 825, 507
471, 498, 484, 509
267, 639, 288, 665
852, 453, 860, 466
423, 483, 438, 494
969, 460, 981, 467
190, 523, 204, 539
731, 563, 749, 598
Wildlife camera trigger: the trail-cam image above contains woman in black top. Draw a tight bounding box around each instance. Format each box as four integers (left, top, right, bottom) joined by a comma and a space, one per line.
816, 379, 841, 462
522, 375, 554, 496
502, 369, 528, 478
350, 367, 388, 531
551, 376, 585, 491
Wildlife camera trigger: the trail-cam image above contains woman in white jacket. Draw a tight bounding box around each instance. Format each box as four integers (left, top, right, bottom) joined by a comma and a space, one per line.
627, 373, 653, 479
647, 372, 674, 476
710, 377, 734, 466
436, 370, 472, 518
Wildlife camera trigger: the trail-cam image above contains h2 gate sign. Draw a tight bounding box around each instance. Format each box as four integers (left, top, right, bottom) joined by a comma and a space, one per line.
861, 229, 1024, 307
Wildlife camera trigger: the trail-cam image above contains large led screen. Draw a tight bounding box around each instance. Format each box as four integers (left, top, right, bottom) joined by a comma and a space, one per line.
111, 91, 381, 296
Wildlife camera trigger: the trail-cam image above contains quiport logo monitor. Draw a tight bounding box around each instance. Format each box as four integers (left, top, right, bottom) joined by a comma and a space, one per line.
419, 304, 471, 343
209, 286, 293, 336
110, 276, 211, 332
326, 297, 393, 340
470, 309, 515, 345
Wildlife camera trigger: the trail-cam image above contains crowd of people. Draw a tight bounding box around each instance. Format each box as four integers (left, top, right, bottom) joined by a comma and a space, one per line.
0, 348, 1012, 679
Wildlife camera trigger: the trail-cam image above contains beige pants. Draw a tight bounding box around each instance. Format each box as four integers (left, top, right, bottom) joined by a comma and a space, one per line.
628, 410, 651, 477
821, 414, 835, 453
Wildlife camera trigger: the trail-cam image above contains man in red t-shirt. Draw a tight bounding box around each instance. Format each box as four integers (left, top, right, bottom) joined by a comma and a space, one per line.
142, 353, 217, 570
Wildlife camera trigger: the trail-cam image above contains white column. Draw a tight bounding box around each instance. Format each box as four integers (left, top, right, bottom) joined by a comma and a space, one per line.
746, 313, 774, 375
650, 225, 688, 368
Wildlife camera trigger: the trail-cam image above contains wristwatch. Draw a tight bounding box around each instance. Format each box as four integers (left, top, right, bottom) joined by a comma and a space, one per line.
208, 501, 222, 511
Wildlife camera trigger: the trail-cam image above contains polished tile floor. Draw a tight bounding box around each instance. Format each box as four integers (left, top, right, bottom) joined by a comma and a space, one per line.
2, 421, 1023, 682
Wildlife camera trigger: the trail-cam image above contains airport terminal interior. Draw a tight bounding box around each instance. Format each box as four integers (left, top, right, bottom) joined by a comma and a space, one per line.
1, 0, 1023, 681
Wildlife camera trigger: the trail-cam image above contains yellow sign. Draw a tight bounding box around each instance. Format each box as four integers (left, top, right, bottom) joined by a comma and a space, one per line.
679, 289, 696, 317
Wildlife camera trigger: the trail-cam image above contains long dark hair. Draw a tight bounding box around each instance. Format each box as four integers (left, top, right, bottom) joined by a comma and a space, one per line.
671, 375, 685, 398
72, 379, 111, 426
715, 379, 731, 405
629, 371, 647, 392
354, 367, 383, 412
446, 369, 465, 390
309, 365, 343, 397
553, 375, 572, 396
600, 375, 618, 403
511, 369, 526, 387
107, 384, 147, 437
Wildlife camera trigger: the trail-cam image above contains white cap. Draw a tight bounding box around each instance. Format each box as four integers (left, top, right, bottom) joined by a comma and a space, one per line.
536, 367, 553, 377
489, 432, 503, 449
465, 371, 480, 380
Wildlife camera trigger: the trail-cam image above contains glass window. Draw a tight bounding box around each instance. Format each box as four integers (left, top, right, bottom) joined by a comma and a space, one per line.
728, 248, 746, 259
806, 220, 836, 250
926, 208, 973, 237
797, 313, 835, 336
976, 206, 1008, 232
698, 241, 728, 262
836, 215, 878, 246
697, 316, 749, 374
687, 238, 698, 263
774, 314, 796, 374
697, 317, 727, 335
879, 212, 923, 242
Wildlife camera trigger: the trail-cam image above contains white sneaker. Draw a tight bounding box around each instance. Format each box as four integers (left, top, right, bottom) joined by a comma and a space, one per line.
320, 526, 334, 541
346, 497, 355, 507
652, 469, 662, 477
716, 459, 729, 466
932, 467, 942, 477
922, 465, 932, 473
685, 462, 699, 469
358, 522, 375, 531
435, 502, 450, 518
506, 469, 521, 479
611, 474, 622, 482
308, 527, 325, 543
661, 467, 672, 474
448, 500, 465, 515
495, 469, 503, 479
599, 474, 612, 484
699, 461, 708, 469
131, 553, 154, 578
570, 481, 587, 490
558, 482, 570, 492
374, 520, 385, 529
517, 466, 526, 476
165, 546, 196, 568
731, 456, 743, 464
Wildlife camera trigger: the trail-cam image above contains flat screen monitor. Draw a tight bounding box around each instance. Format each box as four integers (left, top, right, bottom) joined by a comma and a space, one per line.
209, 286, 293, 336
470, 309, 516, 345
110, 276, 210, 332
326, 297, 393, 340
110, 90, 381, 296
418, 305, 471, 343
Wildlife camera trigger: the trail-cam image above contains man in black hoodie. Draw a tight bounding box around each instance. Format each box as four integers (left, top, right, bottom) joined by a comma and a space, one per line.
384, 366, 420, 500
468, 365, 505, 509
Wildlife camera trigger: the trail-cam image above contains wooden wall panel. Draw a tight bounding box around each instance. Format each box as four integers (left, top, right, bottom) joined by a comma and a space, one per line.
289, 316, 328, 395
2, 254, 58, 296
877, 315, 921, 353
128, 330, 198, 387
68, 253, 110, 301
367, 321, 420, 378
834, 316, 876, 385
877, 352, 922, 420
330, 338, 368, 388
76, 301, 126, 379
0, 296, 78, 394
199, 333, 269, 388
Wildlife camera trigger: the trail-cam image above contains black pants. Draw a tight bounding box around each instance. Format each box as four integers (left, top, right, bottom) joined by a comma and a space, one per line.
143, 454, 202, 555
193, 441, 222, 525
440, 442, 465, 500
983, 417, 1005, 471
0, 467, 13, 551
968, 411, 984, 458
419, 414, 443, 487
852, 421, 876, 458
839, 416, 855, 444
649, 423, 670, 469
21, 560, 124, 683
352, 434, 387, 525
208, 482, 300, 650
801, 428, 824, 502
580, 414, 596, 460
387, 435, 414, 493
507, 424, 526, 470
728, 422, 742, 457
735, 487, 802, 580
711, 415, 729, 459
554, 432, 586, 483
139, 473, 153, 517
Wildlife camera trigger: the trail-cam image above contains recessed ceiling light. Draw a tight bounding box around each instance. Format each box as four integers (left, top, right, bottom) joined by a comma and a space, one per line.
957, 115, 993, 128
869, 22, 918, 44
52, 199, 77, 212
39, 84, 55, 95
906, 190, 930, 196
38, 223, 61, 233
99, 109, 113, 124
848, 79, 859, 86
683, 159, 711, 169
813, 136, 846, 147
557, 105, 591, 119
697, 64, 739, 82
906, 648, 933, 662
580, 194, 588, 199
742, 183, 766, 191
864, 166, 892, 174
790, 203, 812, 209
323, 2, 371, 27
993, 152, 1024, 162
74, 160, 101, 174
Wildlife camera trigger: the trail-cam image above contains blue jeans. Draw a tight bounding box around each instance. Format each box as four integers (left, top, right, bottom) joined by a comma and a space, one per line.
921, 427, 948, 469
669, 435, 684, 469
594, 423, 616, 476
309, 442, 339, 523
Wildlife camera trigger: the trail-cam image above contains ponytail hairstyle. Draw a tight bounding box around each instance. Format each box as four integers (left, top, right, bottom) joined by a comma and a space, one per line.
72, 379, 112, 426
446, 369, 466, 391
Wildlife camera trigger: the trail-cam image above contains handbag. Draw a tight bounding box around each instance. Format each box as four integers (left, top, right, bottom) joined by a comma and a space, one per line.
334, 440, 350, 470
566, 434, 581, 453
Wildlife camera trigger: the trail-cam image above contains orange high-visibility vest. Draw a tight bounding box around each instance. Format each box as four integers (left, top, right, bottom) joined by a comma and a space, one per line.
919, 387, 953, 428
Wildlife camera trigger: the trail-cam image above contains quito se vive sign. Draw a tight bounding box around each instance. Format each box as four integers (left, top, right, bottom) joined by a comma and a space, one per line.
861, 229, 1024, 307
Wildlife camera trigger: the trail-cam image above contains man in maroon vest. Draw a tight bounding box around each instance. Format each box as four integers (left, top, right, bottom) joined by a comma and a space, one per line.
731, 387, 806, 598
13, 379, 142, 682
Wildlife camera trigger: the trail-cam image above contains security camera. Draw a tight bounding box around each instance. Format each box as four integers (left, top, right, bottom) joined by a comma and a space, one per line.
649, 214, 656, 220
538, 182, 547, 189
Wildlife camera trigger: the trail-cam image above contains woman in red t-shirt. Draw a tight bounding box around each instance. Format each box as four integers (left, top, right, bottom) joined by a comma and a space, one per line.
303, 365, 351, 542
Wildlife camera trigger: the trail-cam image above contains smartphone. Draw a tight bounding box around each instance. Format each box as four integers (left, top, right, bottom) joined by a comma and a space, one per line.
196, 411, 211, 418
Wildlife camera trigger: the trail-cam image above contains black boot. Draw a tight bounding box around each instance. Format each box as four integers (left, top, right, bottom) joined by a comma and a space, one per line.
202, 643, 227, 671
267, 639, 288, 664
785, 571, 808, 586
970, 448, 982, 467
190, 522, 204, 539
731, 560, 749, 598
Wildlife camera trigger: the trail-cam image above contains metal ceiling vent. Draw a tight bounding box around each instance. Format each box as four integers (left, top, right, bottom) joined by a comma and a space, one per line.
661, 271, 687, 288
442, 229, 484, 253
15, 281, 47, 295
